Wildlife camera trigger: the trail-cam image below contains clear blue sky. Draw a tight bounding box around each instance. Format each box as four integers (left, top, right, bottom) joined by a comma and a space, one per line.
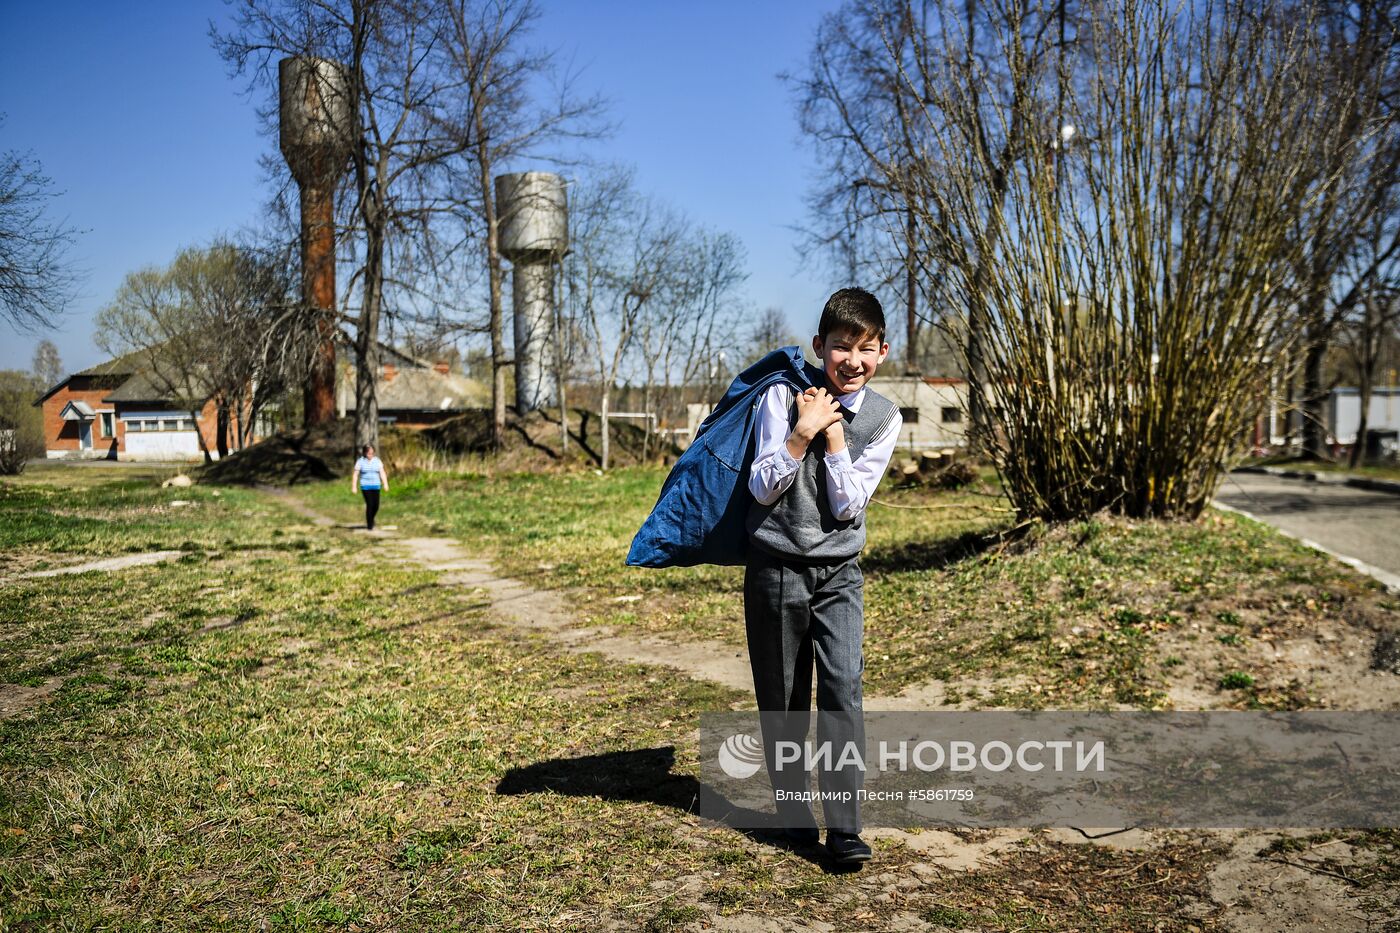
0, 0, 848, 375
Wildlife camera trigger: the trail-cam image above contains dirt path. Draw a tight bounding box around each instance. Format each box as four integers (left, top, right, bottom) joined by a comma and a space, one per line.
15, 550, 185, 579
396, 535, 760, 696
267, 489, 1385, 929
256, 484, 337, 527
391, 534, 1004, 711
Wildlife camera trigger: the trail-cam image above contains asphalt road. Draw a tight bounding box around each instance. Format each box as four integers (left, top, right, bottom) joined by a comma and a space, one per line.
1213, 471, 1400, 580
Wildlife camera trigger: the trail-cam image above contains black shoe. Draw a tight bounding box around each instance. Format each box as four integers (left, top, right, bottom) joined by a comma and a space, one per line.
826, 830, 872, 863
783, 825, 820, 847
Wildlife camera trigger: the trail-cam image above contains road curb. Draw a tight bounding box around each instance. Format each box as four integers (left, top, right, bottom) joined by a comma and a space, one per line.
1232, 465, 1400, 497
1210, 500, 1400, 596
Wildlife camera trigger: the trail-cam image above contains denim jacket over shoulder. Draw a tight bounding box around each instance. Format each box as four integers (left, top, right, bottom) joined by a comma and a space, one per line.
625, 346, 823, 568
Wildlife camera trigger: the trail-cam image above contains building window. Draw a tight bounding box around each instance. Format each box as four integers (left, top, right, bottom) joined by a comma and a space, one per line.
941, 406, 962, 424
122, 416, 197, 433
899, 406, 919, 424
99, 412, 115, 437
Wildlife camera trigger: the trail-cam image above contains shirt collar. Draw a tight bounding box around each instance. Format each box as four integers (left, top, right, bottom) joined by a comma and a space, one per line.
837, 385, 867, 413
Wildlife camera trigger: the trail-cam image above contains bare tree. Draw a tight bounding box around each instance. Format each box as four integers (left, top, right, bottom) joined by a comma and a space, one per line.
742, 306, 802, 370
791, 0, 1062, 418
216, 0, 605, 453
801, 0, 1391, 521
789, 5, 918, 313
565, 169, 684, 470
96, 244, 290, 463
0, 129, 82, 333
785, 4, 924, 355
431, 0, 609, 447
1285, 0, 1400, 459
30, 339, 62, 388
631, 226, 748, 457
217, 0, 484, 451
173, 243, 293, 455
97, 265, 218, 463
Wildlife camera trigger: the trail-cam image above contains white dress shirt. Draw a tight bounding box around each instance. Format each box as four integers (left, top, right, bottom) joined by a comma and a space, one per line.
747, 383, 903, 522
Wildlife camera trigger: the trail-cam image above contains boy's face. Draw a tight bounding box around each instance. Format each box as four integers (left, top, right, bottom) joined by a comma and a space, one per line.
812, 326, 889, 396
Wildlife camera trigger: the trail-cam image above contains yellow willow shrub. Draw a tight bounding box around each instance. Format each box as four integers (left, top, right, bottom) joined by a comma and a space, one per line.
844, 0, 1392, 519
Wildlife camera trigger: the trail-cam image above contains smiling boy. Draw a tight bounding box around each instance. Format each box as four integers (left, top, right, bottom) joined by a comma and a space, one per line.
744, 287, 902, 864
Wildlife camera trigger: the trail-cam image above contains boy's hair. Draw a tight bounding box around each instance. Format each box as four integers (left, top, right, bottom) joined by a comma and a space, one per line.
819, 288, 886, 344
362, 444, 374, 456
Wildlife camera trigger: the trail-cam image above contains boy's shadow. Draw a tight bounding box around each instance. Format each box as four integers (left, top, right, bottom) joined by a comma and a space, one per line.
495, 745, 865, 873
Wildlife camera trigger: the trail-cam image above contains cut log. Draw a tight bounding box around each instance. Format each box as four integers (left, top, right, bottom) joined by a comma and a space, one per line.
918, 450, 944, 474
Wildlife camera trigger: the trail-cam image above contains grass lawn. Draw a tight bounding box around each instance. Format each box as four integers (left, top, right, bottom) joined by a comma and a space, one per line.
0, 462, 295, 565
3, 462, 1398, 929
301, 464, 1400, 710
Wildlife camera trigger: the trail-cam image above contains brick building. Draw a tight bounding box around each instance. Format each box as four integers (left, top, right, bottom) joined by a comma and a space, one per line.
34, 353, 249, 461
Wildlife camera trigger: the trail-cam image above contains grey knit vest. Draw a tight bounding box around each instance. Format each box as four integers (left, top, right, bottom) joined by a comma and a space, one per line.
746, 385, 898, 562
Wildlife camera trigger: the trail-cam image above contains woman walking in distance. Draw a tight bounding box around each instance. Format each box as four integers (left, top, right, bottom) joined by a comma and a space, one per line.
351, 444, 388, 530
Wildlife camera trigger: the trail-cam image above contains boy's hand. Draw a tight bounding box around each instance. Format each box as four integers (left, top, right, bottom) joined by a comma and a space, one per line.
790, 388, 843, 458
800, 387, 847, 454
823, 418, 846, 455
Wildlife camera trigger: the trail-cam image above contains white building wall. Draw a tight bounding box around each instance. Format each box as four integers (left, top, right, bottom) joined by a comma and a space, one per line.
876, 377, 970, 454
119, 410, 204, 461
1330, 388, 1400, 444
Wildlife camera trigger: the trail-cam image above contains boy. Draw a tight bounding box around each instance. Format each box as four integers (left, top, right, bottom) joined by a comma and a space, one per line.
744, 287, 901, 864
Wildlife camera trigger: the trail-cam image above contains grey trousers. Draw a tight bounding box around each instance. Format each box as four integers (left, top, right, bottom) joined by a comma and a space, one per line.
743, 545, 866, 833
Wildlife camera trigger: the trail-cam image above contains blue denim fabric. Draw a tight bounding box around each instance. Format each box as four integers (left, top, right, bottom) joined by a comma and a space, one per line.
625, 346, 824, 568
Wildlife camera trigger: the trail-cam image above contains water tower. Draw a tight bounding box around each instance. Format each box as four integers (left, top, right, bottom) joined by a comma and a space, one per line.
279, 56, 353, 427
496, 172, 568, 413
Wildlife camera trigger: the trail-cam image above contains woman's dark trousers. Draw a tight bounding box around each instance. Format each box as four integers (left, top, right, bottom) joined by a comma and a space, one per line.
362, 489, 380, 530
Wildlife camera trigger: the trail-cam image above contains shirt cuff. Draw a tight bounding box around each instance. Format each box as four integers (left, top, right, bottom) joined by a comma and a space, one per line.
823, 446, 853, 473
773, 442, 801, 476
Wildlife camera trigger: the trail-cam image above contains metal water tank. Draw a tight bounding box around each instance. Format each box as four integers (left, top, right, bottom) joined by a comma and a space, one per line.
496, 172, 569, 260
495, 172, 569, 413
278, 56, 354, 186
